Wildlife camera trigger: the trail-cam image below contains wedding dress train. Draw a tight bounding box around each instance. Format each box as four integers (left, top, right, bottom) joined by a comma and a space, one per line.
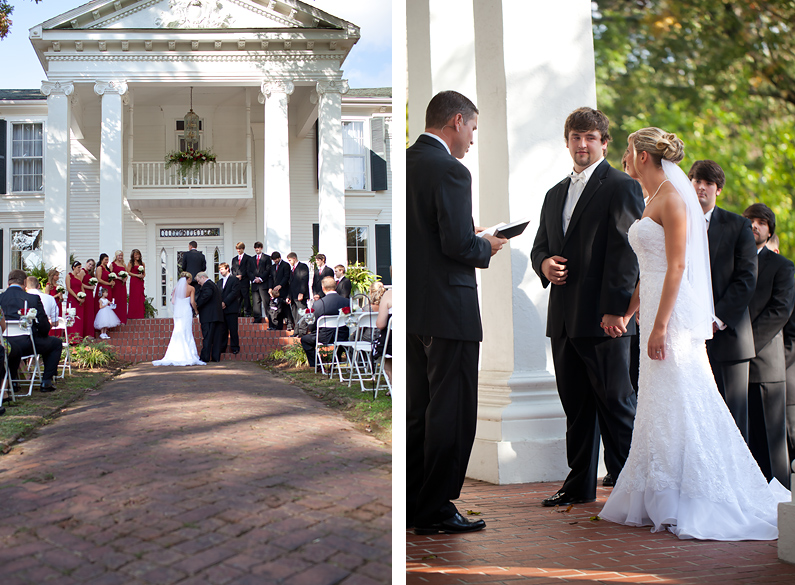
152, 277, 205, 367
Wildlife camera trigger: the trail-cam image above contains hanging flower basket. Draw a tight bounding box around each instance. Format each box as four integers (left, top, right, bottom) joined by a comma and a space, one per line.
165, 148, 217, 178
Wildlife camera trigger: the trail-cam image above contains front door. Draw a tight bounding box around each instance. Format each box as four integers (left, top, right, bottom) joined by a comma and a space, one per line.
156, 243, 223, 317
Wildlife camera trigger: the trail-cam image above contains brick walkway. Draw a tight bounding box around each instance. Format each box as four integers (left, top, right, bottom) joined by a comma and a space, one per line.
0, 362, 391, 584
407, 480, 795, 584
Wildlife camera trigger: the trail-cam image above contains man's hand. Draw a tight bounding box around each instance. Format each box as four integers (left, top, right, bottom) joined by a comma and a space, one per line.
222, 302, 226, 309
313, 294, 320, 301
236, 274, 242, 280
482, 234, 508, 256
601, 314, 627, 338
274, 285, 282, 292
541, 256, 568, 285
254, 277, 262, 284
298, 293, 303, 301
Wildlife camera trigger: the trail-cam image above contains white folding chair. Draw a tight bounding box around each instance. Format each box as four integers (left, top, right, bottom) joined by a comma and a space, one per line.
1, 320, 42, 399
373, 318, 392, 399
314, 314, 347, 375
52, 316, 72, 379
334, 311, 378, 385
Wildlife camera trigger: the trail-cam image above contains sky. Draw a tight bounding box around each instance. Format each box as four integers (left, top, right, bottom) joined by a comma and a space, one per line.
0, 0, 392, 89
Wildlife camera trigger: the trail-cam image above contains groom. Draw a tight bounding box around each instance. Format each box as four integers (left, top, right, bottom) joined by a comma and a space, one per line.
531, 107, 643, 507
195, 272, 223, 362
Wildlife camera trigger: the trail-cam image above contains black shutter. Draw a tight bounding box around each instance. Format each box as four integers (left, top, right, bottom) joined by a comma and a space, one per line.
375, 224, 391, 286
0, 228, 3, 283
0, 120, 6, 195
370, 150, 387, 191
312, 223, 319, 253
369, 117, 387, 191
314, 121, 319, 191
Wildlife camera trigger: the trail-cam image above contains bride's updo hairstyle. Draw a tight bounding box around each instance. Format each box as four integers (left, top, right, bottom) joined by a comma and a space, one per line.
629, 127, 685, 166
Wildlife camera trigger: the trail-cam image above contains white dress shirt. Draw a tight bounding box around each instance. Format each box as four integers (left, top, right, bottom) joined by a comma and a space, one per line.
421, 132, 451, 155
562, 157, 604, 234
29, 289, 59, 325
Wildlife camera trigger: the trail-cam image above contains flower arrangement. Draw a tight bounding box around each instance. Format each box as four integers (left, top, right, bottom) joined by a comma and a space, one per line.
165, 148, 217, 178
108, 272, 118, 280
118, 270, 129, 279
18, 307, 38, 330
137, 266, 145, 273
89, 277, 98, 286
56, 285, 65, 294
77, 292, 87, 300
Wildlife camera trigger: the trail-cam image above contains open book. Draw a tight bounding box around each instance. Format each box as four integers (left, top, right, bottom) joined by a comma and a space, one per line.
476, 218, 531, 240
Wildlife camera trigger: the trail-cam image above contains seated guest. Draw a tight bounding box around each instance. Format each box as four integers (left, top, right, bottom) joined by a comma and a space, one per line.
0, 270, 63, 392
301, 276, 349, 368
25, 276, 59, 326
335, 264, 352, 298
369, 281, 386, 312
374, 288, 393, 385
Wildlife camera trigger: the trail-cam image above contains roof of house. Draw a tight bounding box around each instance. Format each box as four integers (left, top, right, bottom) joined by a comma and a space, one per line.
0, 90, 47, 101
347, 88, 392, 98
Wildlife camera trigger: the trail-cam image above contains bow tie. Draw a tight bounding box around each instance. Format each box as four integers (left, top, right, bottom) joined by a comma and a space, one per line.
570, 171, 587, 185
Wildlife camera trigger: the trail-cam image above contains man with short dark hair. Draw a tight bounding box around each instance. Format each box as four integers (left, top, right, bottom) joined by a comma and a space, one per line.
180, 241, 206, 290
312, 253, 334, 300
231, 242, 253, 317
689, 159, 758, 440
250, 242, 272, 324
0, 269, 62, 392
531, 107, 643, 508
218, 262, 241, 355
286, 252, 309, 335
334, 264, 352, 298
300, 276, 349, 367
742, 203, 795, 487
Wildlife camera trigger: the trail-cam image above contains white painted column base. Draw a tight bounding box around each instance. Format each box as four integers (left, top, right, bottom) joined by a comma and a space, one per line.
779, 474, 795, 563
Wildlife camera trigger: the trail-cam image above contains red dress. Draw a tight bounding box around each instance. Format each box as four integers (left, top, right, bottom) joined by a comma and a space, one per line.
67, 272, 85, 343
127, 264, 146, 319
48, 286, 63, 338
110, 261, 128, 324
82, 271, 96, 338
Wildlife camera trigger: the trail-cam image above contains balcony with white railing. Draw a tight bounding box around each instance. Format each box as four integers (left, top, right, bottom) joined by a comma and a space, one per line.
127, 160, 253, 206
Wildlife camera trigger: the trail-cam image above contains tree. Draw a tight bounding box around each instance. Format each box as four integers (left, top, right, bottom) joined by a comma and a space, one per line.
1, 0, 42, 40
593, 0, 795, 257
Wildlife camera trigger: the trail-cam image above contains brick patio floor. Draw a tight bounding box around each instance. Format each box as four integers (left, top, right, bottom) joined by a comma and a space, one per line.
407, 479, 795, 584
0, 362, 391, 584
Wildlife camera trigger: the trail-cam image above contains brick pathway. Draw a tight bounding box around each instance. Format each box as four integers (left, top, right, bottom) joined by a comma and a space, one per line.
407, 480, 795, 584
0, 363, 391, 584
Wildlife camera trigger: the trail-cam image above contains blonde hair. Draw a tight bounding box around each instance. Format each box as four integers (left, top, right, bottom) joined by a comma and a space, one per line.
629, 127, 685, 165
180, 271, 192, 282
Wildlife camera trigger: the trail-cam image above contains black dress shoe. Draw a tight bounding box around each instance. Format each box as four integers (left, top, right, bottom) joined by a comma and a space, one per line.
542, 490, 595, 507
0, 406, 5, 416
232, 349, 240, 355
602, 473, 615, 487
40, 381, 57, 393
414, 512, 486, 535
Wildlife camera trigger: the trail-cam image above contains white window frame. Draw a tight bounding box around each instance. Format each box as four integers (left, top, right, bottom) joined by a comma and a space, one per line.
342, 117, 371, 192
11, 228, 43, 272
4, 117, 47, 196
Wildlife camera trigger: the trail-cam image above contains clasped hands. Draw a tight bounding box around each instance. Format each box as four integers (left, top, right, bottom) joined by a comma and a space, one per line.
601, 314, 629, 339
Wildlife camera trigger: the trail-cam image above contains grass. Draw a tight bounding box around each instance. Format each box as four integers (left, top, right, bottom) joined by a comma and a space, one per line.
261, 352, 392, 444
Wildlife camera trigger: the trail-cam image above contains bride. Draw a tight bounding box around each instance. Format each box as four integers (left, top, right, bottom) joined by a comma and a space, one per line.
599, 127, 789, 540
153, 272, 205, 367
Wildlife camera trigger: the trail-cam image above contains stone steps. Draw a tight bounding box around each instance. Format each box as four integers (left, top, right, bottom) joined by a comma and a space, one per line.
103, 317, 296, 363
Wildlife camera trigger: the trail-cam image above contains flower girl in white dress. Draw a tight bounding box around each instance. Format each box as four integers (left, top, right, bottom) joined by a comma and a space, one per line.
94, 287, 121, 339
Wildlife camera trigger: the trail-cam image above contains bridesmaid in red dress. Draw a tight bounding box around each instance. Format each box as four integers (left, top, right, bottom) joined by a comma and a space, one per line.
81, 258, 97, 338
127, 249, 146, 319
66, 261, 86, 344
45, 268, 64, 338
96, 254, 114, 319
110, 250, 128, 324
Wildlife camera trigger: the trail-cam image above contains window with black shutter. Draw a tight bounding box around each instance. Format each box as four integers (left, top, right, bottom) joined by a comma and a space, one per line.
375, 224, 391, 285
0, 119, 7, 195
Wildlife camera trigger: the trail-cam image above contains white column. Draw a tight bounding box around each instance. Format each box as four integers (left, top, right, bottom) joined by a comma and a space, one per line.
40, 81, 73, 273
316, 79, 349, 267
94, 80, 128, 256
259, 80, 294, 254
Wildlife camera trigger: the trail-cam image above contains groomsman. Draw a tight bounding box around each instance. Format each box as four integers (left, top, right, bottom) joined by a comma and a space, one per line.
286, 252, 309, 334
250, 242, 273, 324
312, 254, 334, 300
689, 160, 758, 440
531, 107, 643, 507
407, 91, 506, 535
231, 242, 253, 317
334, 264, 352, 298
743, 203, 795, 488
218, 263, 241, 355
270, 251, 290, 298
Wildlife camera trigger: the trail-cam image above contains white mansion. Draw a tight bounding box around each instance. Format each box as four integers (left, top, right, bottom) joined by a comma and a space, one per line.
0, 0, 392, 316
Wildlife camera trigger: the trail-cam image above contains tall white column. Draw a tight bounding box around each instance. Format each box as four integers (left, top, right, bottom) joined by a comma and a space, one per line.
316, 80, 348, 267
40, 81, 73, 273
259, 80, 294, 254
94, 80, 128, 256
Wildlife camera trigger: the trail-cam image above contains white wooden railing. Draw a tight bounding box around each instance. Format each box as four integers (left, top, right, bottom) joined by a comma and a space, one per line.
132, 161, 248, 188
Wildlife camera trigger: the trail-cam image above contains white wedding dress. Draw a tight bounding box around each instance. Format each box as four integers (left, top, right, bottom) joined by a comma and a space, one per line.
600, 215, 789, 540
152, 277, 205, 367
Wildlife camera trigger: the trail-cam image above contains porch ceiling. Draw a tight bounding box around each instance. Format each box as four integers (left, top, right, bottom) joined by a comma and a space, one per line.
127, 195, 253, 211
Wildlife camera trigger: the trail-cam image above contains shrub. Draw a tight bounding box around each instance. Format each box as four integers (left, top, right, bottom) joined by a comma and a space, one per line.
268, 343, 308, 367
144, 296, 157, 318
70, 339, 117, 369
346, 262, 380, 296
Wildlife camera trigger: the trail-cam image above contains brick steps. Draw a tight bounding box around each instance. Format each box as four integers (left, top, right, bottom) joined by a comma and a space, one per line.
104, 317, 296, 363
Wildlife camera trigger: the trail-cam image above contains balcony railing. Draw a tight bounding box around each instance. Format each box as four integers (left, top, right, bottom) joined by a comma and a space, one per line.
131, 161, 248, 188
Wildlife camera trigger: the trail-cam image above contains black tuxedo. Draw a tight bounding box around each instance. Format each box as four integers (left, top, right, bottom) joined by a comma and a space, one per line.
335, 276, 352, 299
231, 253, 253, 317
195, 279, 223, 362
704, 206, 758, 439
406, 135, 492, 527
300, 292, 350, 367
272, 260, 290, 293
312, 265, 335, 299
782, 310, 795, 465
181, 249, 206, 289
250, 253, 273, 323
218, 275, 242, 354
287, 261, 310, 329
747, 246, 795, 487
0, 285, 61, 382
531, 158, 643, 500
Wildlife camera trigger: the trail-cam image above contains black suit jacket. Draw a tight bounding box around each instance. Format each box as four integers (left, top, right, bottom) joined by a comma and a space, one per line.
406, 135, 491, 341
196, 280, 223, 323
531, 159, 644, 338
312, 265, 335, 298
250, 253, 273, 289
288, 262, 310, 302
181, 249, 206, 278
272, 260, 290, 292
219, 275, 242, 315
749, 246, 795, 383
336, 276, 352, 299
0, 285, 51, 337
231, 254, 252, 285
309, 292, 350, 344
705, 206, 758, 361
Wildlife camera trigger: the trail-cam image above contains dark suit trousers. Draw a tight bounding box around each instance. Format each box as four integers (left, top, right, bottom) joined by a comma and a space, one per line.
219, 313, 239, 353
407, 334, 479, 526
551, 335, 636, 499
251, 283, 269, 323
707, 351, 750, 442
200, 321, 221, 362
749, 381, 789, 488
287, 299, 305, 330
300, 333, 319, 367
240, 280, 251, 317
7, 335, 61, 382
787, 364, 795, 465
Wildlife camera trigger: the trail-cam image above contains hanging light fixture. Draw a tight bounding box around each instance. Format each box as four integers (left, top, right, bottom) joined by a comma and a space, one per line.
183, 86, 200, 151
